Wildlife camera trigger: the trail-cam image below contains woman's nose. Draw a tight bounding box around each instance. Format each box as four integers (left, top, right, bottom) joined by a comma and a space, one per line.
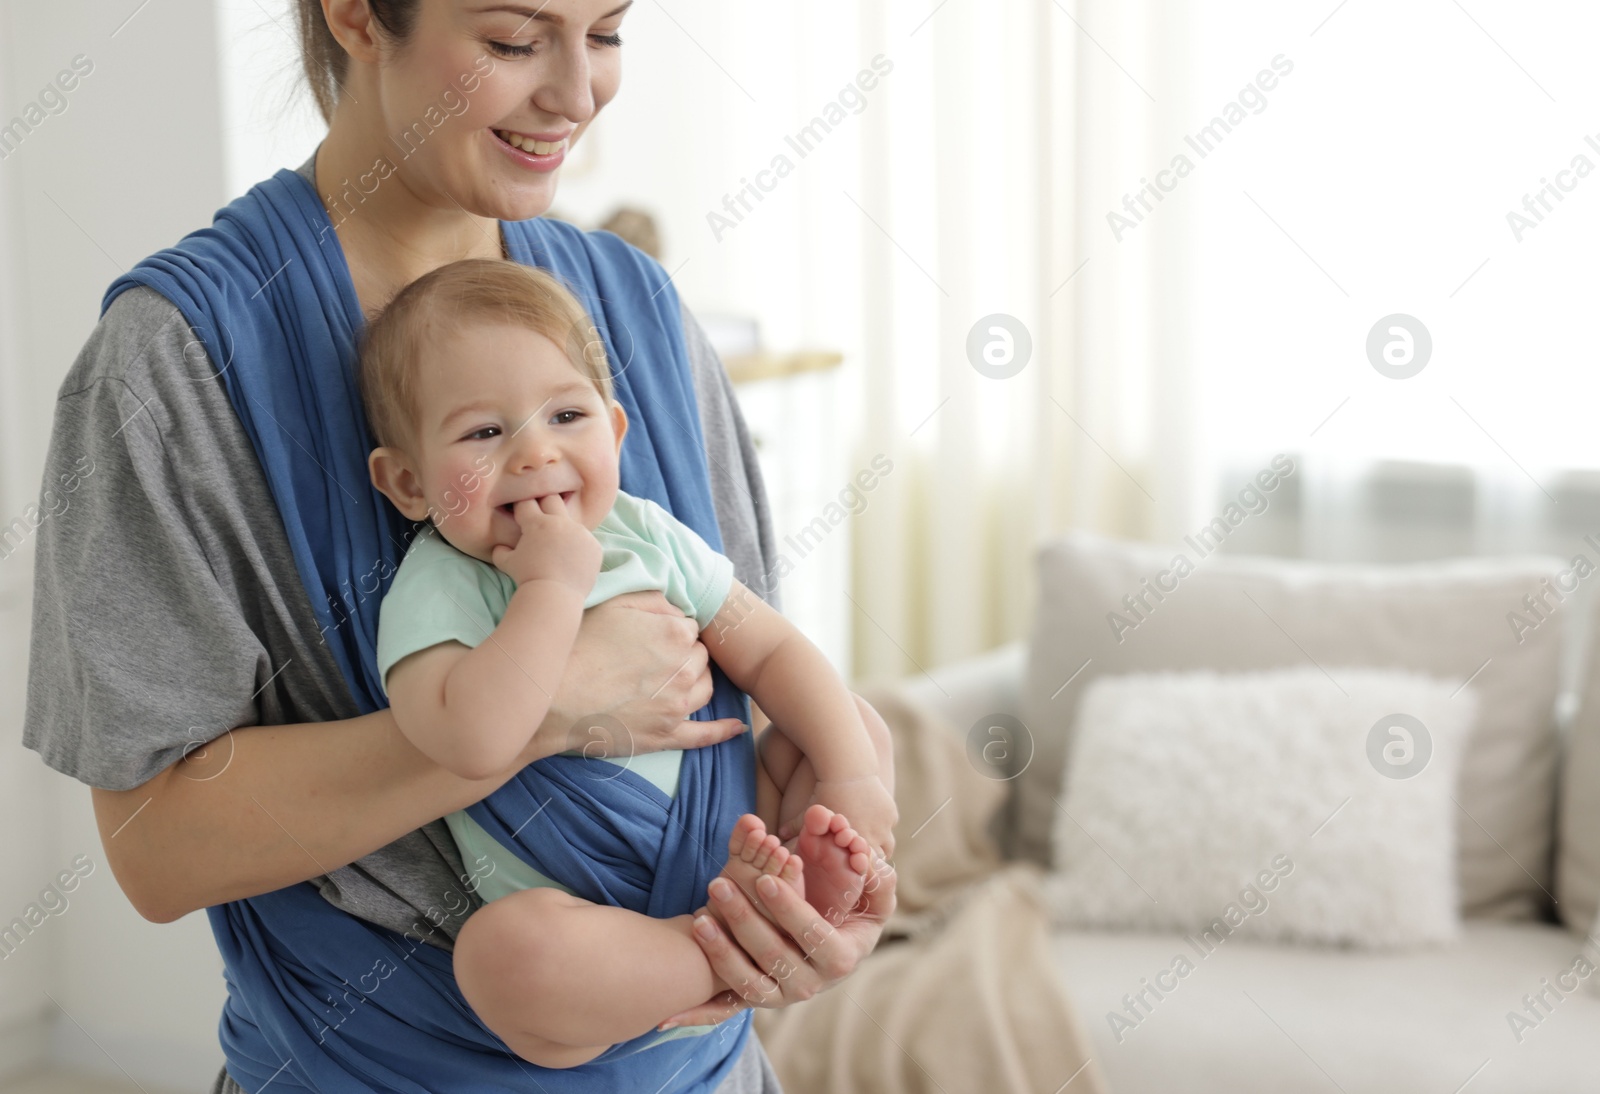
531, 35, 596, 124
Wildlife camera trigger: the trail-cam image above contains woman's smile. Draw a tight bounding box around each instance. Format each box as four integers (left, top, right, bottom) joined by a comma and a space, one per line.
490, 127, 570, 172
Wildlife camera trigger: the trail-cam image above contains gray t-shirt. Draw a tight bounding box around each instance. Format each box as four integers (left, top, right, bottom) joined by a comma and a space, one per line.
23, 152, 783, 1093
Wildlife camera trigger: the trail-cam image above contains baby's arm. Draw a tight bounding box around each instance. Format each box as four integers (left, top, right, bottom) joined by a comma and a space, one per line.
702, 581, 879, 782
386, 578, 586, 780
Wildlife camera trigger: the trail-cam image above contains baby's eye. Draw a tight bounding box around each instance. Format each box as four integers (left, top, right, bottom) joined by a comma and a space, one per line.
553, 410, 584, 425
463, 426, 502, 441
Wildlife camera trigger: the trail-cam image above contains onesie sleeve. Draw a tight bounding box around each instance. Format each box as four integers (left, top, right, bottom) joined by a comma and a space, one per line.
636, 497, 736, 632
374, 529, 516, 693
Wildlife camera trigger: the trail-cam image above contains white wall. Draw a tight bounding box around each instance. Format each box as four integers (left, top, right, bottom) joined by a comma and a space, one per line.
0, 0, 234, 1088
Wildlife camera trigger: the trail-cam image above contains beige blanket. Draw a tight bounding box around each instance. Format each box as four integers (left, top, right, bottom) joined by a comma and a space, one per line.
754, 685, 1108, 1094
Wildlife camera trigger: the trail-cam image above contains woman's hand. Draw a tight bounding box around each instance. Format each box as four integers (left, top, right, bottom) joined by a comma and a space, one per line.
658, 851, 898, 1028
519, 590, 747, 767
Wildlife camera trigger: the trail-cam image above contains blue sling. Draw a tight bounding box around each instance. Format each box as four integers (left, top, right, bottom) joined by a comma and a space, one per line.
103, 166, 757, 1093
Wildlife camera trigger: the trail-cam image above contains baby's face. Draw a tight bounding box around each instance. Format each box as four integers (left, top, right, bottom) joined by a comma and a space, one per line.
370, 319, 627, 565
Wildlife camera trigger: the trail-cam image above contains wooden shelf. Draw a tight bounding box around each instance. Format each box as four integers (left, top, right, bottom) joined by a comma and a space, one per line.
723, 350, 843, 386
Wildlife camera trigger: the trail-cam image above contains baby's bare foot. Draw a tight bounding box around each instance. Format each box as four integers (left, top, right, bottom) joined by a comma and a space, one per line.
711, 814, 804, 926
792, 804, 871, 926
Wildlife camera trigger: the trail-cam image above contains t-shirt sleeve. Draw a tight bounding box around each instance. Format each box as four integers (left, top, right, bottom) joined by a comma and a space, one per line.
23, 292, 292, 791
636, 498, 736, 632
374, 532, 514, 693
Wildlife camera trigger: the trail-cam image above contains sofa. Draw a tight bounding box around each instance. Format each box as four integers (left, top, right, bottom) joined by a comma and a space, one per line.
900, 532, 1600, 1094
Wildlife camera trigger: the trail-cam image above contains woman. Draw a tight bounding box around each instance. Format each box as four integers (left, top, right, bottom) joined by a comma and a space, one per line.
21, 0, 896, 1090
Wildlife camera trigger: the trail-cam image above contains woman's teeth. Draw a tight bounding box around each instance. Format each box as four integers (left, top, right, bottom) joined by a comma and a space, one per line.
495, 130, 565, 155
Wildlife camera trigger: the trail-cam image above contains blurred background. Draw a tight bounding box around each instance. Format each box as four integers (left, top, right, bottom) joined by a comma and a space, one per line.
3, 1, 1599, 1092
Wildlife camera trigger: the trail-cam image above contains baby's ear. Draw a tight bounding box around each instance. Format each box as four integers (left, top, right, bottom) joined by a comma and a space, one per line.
369, 447, 430, 521
609, 399, 629, 452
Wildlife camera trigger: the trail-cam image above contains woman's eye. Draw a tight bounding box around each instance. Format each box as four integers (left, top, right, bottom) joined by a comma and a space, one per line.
464, 426, 501, 441
590, 32, 623, 48
488, 40, 537, 58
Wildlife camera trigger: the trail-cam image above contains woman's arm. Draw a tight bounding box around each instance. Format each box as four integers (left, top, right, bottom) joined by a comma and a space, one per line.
96, 590, 749, 924
91, 707, 527, 924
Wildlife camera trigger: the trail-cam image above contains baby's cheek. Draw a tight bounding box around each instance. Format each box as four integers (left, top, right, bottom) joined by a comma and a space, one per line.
439, 461, 493, 517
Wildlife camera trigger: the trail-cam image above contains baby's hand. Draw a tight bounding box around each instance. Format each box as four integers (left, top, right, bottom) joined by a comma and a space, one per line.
789, 775, 898, 862
490, 494, 602, 594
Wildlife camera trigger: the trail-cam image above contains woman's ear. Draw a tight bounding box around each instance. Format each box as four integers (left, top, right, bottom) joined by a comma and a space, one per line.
609, 400, 629, 455
322, 0, 382, 65
369, 447, 431, 521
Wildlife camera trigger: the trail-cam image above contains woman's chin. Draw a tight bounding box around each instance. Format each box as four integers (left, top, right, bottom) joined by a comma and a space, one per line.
432, 166, 556, 225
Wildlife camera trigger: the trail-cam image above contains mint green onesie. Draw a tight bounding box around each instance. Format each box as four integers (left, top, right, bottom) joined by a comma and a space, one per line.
375, 489, 736, 904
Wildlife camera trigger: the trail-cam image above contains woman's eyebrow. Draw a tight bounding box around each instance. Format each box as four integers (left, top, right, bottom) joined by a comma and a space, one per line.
473, 1, 633, 27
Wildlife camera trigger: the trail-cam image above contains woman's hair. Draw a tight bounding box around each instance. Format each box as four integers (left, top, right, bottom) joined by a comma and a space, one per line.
357, 258, 615, 450
296, 0, 420, 124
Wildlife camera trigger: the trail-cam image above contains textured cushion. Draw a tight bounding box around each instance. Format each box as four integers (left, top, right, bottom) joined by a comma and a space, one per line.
1052, 921, 1600, 1094
1023, 533, 1565, 920
1045, 668, 1474, 947
1558, 597, 1600, 931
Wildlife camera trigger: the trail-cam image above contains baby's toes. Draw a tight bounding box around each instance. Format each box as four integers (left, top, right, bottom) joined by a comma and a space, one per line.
761, 844, 791, 877
777, 850, 805, 895
802, 802, 836, 837
830, 819, 864, 849
729, 814, 765, 860
843, 832, 872, 869
754, 833, 786, 870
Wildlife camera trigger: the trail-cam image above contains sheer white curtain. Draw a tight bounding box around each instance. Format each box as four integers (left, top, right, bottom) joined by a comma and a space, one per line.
850, 0, 1211, 679
849, 0, 1081, 680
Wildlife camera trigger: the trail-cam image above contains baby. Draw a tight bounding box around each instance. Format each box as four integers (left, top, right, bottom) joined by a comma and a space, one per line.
356, 258, 898, 1069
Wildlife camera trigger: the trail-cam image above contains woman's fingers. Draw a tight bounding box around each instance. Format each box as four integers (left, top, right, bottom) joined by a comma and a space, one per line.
699, 883, 820, 1004
691, 718, 749, 748
660, 989, 745, 1030
741, 873, 854, 984
670, 857, 899, 1029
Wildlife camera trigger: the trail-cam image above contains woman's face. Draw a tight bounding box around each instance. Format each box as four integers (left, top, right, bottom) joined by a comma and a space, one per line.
373, 0, 630, 221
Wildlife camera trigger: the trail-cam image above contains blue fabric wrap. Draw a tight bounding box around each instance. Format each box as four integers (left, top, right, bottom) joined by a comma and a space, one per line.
102, 168, 756, 1093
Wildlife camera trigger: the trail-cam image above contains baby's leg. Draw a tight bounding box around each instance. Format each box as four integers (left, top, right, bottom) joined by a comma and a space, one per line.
753, 720, 804, 833
455, 819, 807, 1067
456, 886, 730, 1069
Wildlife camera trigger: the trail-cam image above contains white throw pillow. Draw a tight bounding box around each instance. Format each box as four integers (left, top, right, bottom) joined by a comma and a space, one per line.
1044, 668, 1476, 949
